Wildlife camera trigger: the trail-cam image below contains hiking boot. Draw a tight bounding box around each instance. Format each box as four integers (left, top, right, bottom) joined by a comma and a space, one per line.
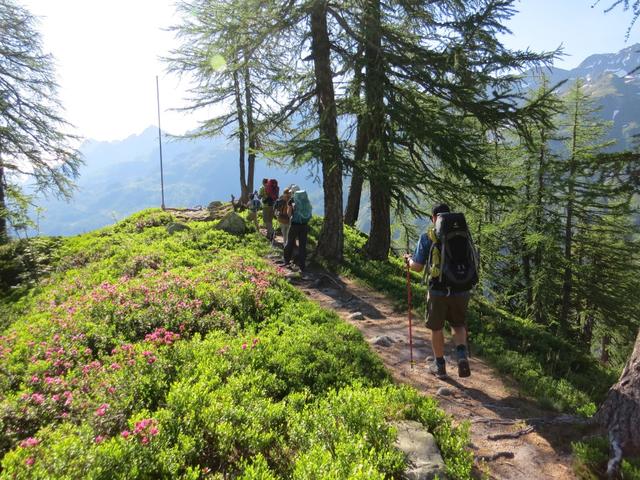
457, 358, 471, 378
428, 361, 447, 379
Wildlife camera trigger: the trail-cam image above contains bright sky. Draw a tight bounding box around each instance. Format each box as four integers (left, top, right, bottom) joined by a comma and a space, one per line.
19, 0, 640, 142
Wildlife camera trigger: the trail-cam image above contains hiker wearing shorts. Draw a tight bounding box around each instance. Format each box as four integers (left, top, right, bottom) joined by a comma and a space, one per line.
405, 203, 472, 379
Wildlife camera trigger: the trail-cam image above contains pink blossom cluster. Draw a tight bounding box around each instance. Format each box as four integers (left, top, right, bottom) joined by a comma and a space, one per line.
95, 403, 109, 417
144, 328, 181, 346
19, 437, 40, 448
142, 351, 157, 364
85, 272, 207, 331
121, 418, 159, 445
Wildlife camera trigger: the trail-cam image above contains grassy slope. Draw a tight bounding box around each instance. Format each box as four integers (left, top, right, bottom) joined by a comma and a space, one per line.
0, 210, 472, 479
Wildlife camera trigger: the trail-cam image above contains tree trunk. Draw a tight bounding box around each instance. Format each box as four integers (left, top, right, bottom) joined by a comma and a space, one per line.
233, 70, 248, 202
595, 329, 640, 477
362, 0, 389, 260
560, 94, 580, 335
310, 0, 343, 264
344, 167, 364, 227
601, 334, 611, 365
344, 63, 368, 227
243, 58, 256, 199
582, 314, 594, 347
0, 165, 7, 244
523, 153, 533, 313
344, 111, 367, 226
533, 130, 546, 324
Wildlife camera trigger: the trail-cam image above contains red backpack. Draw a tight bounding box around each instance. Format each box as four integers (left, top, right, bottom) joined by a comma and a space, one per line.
265, 179, 279, 201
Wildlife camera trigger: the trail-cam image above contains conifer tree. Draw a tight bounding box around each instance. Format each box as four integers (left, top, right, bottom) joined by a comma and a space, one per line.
555, 79, 619, 336
167, 0, 272, 202
328, 0, 559, 259
0, 0, 81, 242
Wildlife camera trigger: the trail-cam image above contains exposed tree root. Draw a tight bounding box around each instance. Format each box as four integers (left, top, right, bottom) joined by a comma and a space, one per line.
476, 451, 515, 462
488, 426, 535, 441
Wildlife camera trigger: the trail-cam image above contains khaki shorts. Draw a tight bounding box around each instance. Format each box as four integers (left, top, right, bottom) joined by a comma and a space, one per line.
425, 293, 470, 331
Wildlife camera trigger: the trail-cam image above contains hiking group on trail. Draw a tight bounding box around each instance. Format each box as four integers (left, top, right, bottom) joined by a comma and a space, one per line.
249, 189, 479, 378
405, 203, 479, 380
248, 178, 313, 273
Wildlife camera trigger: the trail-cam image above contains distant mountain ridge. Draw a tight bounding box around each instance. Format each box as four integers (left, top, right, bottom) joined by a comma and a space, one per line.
33, 128, 319, 236
527, 43, 640, 150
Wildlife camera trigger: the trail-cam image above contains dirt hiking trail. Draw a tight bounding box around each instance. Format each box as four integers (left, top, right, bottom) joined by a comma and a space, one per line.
266, 253, 580, 480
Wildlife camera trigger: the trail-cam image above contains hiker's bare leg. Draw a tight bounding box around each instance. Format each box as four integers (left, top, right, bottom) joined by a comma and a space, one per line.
452, 326, 467, 347
431, 329, 445, 358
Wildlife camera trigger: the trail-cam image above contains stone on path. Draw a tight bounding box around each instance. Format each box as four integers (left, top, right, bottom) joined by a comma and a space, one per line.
391, 420, 447, 480
373, 335, 394, 347
437, 387, 453, 397
348, 312, 365, 320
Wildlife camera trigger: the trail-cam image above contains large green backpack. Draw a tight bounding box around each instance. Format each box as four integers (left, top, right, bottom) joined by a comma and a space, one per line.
292, 190, 312, 224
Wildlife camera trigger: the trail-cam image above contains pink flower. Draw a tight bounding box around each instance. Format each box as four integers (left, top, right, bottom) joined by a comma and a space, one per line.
147, 356, 156, 364
241, 343, 247, 350
121, 430, 130, 438
19, 437, 40, 448
141, 436, 149, 445
95, 403, 109, 417
149, 427, 159, 436
31, 393, 45, 405
110, 363, 121, 370
25, 457, 35, 467
30, 375, 39, 384
95, 435, 104, 444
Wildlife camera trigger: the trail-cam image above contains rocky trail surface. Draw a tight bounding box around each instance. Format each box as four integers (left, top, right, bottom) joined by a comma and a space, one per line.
265, 251, 582, 479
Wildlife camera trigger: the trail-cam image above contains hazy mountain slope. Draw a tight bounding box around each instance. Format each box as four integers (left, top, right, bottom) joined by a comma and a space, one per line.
528, 43, 640, 150
34, 128, 320, 236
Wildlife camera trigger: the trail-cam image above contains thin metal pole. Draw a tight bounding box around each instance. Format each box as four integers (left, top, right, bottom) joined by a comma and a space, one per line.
156, 75, 166, 210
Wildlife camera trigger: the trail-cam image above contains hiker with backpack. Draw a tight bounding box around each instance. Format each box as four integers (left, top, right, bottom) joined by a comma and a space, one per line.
246, 192, 261, 230
258, 178, 279, 240
282, 186, 312, 272
404, 203, 478, 379
273, 188, 292, 247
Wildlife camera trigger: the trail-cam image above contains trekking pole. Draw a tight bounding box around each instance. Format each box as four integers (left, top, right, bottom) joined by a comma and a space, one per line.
405, 260, 414, 369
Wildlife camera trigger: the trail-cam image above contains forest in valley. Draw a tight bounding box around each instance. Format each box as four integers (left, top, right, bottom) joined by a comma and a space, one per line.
1, 0, 640, 477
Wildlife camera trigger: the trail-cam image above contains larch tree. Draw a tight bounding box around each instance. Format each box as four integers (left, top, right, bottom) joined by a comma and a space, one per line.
329, 0, 560, 259
167, 0, 272, 203
0, 0, 81, 242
